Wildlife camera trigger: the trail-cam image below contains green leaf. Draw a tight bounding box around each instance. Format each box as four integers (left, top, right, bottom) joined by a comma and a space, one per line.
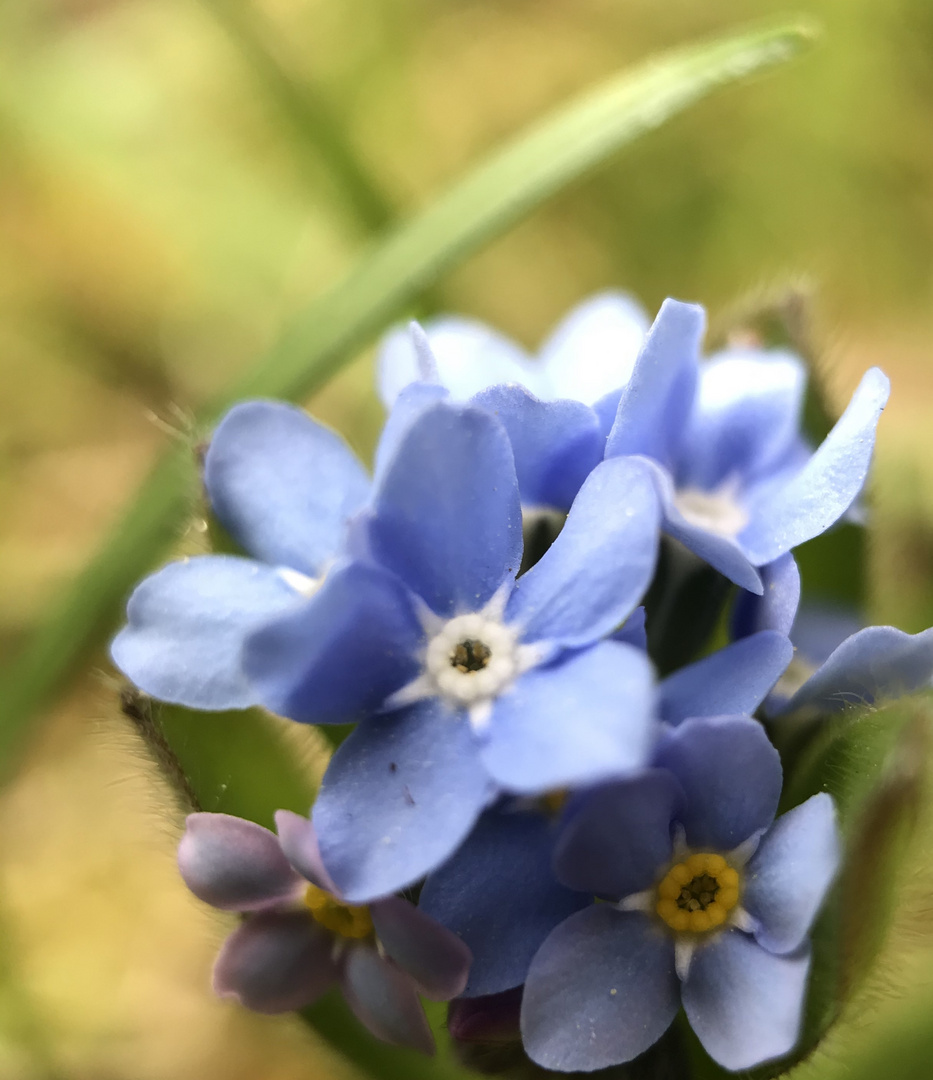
0, 19, 813, 784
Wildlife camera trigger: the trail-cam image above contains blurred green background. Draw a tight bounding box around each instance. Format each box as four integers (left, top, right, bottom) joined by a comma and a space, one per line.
3, 0, 933, 1077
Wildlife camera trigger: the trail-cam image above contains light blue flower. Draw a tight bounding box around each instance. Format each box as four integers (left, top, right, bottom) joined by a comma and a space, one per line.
110, 401, 370, 710
520, 715, 840, 1072
605, 299, 890, 594
243, 399, 662, 902
416, 630, 792, 1001
378, 291, 649, 414
377, 294, 649, 514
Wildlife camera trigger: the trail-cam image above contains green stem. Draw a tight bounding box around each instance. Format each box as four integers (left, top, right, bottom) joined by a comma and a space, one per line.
0, 19, 814, 785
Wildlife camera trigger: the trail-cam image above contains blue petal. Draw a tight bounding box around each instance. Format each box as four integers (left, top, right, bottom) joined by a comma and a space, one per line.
377, 317, 539, 406
538, 291, 648, 405
676, 351, 807, 491
553, 771, 681, 897
640, 459, 764, 593
111, 555, 306, 710
658, 632, 793, 725
204, 401, 370, 576
613, 606, 647, 650
470, 384, 603, 511
373, 381, 449, 486
479, 642, 655, 794
313, 700, 496, 902
419, 808, 589, 997
654, 716, 782, 850
744, 794, 840, 955
782, 625, 933, 715
605, 298, 704, 469
732, 553, 800, 640
682, 931, 810, 1071
739, 367, 890, 565
340, 945, 435, 1054
242, 562, 424, 724
521, 907, 679, 1071
506, 457, 660, 646
368, 401, 523, 617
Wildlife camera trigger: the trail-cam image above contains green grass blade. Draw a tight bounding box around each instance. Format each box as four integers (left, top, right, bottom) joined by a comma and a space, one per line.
0, 19, 813, 782
198, 0, 397, 234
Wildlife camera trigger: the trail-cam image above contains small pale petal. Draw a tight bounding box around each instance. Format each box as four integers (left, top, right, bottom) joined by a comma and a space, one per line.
341, 946, 435, 1054
539, 291, 649, 405
369, 896, 472, 1000
377, 317, 539, 406
179, 813, 303, 911
213, 911, 337, 1013
274, 811, 338, 893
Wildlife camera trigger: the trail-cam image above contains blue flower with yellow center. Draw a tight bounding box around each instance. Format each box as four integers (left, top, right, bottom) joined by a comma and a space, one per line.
520, 714, 840, 1073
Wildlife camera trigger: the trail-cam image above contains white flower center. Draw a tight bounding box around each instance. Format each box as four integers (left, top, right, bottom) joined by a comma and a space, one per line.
425, 613, 522, 706
673, 485, 749, 539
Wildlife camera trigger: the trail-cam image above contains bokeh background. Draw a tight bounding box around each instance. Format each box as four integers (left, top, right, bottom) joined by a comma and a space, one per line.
3, 0, 933, 1077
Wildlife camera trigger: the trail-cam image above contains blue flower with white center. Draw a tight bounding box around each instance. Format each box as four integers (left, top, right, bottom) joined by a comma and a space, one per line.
110, 400, 371, 710
376, 294, 649, 515
605, 299, 890, 594
177, 811, 471, 1053
414, 628, 792, 1001
732, 553, 933, 716
242, 399, 662, 902
520, 715, 840, 1073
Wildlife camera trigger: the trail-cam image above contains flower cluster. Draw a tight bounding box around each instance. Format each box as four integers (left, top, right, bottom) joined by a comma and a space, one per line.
112, 293, 923, 1070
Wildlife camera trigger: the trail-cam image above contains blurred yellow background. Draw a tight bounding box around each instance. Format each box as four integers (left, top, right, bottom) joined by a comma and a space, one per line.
4, 0, 933, 1077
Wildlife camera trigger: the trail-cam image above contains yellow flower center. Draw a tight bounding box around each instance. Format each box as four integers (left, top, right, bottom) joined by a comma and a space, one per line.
655, 852, 740, 934
304, 884, 373, 940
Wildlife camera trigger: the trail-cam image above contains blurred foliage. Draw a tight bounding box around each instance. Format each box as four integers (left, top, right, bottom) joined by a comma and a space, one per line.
3, 0, 933, 1078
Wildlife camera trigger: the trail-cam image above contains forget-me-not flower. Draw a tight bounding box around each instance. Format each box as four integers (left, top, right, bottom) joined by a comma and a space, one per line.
605, 299, 890, 593
520, 715, 840, 1072
417, 629, 793, 1000
111, 401, 370, 710
242, 399, 662, 902
377, 294, 649, 514
178, 811, 471, 1053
